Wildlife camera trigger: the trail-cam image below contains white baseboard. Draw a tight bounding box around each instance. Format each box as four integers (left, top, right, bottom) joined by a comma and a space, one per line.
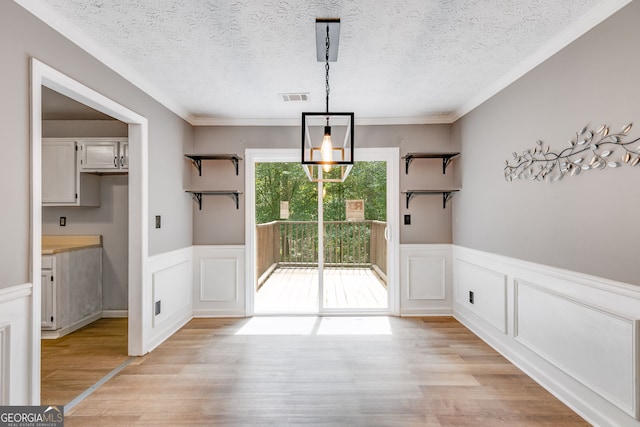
193, 309, 245, 318
452, 245, 640, 427
102, 310, 128, 318
41, 311, 102, 339
399, 308, 453, 316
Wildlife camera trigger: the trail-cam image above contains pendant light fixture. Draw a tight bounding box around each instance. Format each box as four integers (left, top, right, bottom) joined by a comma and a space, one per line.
301, 18, 354, 183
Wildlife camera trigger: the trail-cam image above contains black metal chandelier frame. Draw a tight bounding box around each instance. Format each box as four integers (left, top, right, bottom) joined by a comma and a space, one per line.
301, 18, 354, 183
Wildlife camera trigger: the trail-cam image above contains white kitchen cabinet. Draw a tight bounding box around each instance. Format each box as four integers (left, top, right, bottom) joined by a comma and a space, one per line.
42, 138, 101, 207
42, 139, 76, 203
79, 138, 128, 172
41, 248, 103, 338
120, 141, 129, 170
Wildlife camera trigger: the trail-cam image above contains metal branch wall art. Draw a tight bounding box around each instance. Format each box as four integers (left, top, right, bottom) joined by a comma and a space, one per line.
504, 123, 640, 182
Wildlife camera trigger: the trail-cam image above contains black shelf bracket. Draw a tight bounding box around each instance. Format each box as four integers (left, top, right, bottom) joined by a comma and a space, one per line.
441, 157, 454, 174
190, 158, 203, 176
402, 190, 459, 209
191, 191, 203, 209
186, 191, 242, 210
441, 191, 455, 209
185, 154, 242, 176
402, 153, 460, 175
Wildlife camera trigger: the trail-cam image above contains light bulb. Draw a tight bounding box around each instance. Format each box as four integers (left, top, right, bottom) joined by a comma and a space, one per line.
321, 125, 332, 172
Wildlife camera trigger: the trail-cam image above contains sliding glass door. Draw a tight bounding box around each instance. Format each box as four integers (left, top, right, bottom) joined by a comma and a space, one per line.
320, 161, 388, 312
251, 149, 395, 315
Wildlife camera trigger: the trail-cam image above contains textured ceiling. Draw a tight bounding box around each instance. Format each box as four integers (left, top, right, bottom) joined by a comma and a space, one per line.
25, 0, 627, 124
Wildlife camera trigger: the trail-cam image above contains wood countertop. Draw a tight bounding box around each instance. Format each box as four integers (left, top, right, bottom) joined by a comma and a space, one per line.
42, 235, 102, 255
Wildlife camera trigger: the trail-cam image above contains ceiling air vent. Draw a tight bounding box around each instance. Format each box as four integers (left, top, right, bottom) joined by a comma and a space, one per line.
280, 93, 309, 102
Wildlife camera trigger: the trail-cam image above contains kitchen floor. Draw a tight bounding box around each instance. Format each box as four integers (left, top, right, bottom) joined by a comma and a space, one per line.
41, 318, 128, 406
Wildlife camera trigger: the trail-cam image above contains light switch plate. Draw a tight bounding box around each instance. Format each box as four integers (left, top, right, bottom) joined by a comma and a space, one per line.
59, 217, 66, 227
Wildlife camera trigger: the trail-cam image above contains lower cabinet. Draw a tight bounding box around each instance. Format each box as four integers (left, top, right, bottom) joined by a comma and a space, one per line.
41, 248, 102, 337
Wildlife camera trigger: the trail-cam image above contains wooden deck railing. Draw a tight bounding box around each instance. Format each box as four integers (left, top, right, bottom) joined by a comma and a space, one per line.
256, 220, 387, 287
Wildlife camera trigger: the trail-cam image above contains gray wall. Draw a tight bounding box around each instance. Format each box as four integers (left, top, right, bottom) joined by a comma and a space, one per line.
192, 124, 457, 245
43, 175, 129, 310
42, 120, 128, 138
1, 1, 193, 290
452, 1, 640, 285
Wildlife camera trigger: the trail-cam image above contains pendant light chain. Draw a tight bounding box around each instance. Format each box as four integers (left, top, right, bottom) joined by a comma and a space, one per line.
325, 25, 330, 115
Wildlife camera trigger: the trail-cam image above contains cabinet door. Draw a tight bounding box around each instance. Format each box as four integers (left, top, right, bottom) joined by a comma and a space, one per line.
119, 141, 129, 170
42, 139, 76, 203
41, 270, 55, 330
80, 140, 119, 170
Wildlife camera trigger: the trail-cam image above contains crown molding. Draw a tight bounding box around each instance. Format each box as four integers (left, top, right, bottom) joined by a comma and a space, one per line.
189, 115, 456, 127
452, 0, 633, 122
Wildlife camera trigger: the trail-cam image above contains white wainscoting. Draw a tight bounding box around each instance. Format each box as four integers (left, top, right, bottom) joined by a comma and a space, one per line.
146, 247, 193, 352
455, 259, 508, 333
399, 244, 453, 316
0, 283, 33, 405
453, 245, 640, 427
193, 246, 246, 317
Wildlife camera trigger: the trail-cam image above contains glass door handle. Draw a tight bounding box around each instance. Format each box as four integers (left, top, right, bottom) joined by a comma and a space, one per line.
384, 226, 390, 241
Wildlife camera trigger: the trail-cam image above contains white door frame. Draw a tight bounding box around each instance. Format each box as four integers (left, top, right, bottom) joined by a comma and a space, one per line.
30, 59, 148, 402
244, 147, 400, 316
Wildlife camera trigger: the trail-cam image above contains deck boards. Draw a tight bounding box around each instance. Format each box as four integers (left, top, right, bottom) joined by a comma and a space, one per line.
255, 267, 387, 313
63, 317, 588, 426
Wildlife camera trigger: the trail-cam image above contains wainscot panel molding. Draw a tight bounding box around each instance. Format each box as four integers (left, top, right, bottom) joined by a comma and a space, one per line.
193, 246, 246, 317
455, 259, 507, 333
0, 283, 33, 405
146, 247, 193, 352
515, 280, 637, 417
399, 245, 453, 316
452, 245, 640, 427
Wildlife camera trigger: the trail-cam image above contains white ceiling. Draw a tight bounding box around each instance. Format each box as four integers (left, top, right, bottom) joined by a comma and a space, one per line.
19, 0, 631, 125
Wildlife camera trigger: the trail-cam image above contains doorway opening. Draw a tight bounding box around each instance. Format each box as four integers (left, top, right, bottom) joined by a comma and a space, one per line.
246, 148, 399, 316
39, 87, 130, 406
30, 58, 148, 403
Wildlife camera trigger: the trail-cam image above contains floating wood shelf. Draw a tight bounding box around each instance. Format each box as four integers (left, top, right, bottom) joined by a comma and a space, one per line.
185, 154, 242, 176
402, 190, 459, 209
402, 152, 460, 174
185, 190, 242, 210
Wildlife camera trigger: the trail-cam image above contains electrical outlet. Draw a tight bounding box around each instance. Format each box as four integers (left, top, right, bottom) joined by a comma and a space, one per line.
155, 300, 161, 315
59, 217, 66, 227
155, 215, 161, 229
469, 291, 474, 304
404, 214, 411, 225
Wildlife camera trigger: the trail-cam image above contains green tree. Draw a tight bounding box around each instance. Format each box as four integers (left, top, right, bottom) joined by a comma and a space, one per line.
255, 161, 386, 224
255, 162, 318, 223
324, 161, 386, 221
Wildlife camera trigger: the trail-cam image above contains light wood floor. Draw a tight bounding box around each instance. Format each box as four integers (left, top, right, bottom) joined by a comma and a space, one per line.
41, 318, 129, 406
255, 267, 388, 313
64, 316, 588, 426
